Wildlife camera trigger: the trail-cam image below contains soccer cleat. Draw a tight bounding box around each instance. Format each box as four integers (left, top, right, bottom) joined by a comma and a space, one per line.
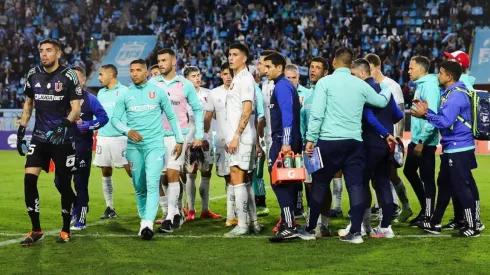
298, 227, 316, 241
20, 231, 44, 247
269, 227, 299, 243
185, 210, 196, 221
140, 227, 154, 240
339, 232, 364, 244
182, 207, 188, 216
172, 214, 184, 230
272, 218, 283, 233
395, 207, 413, 223
158, 220, 173, 233
257, 207, 270, 217
70, 221, 86, 231
225, 218, 238, 227
70, 213, 78, 225
392, 204, 401, 221
442, 219, 465, 230
200, 210, 222, 219
370, 226, 395, 238
477, 221, 485, 231
452, 227, 480, 238
408, 214, 423, 228
224, 226, 249, 237
56, 231, 71, 243
329, 209, 343, 218
314, 224, 332, 238
418, 221, 441, 235
338, 223, 367, 237
250, 223, 265, 234
100, 207, 117, 219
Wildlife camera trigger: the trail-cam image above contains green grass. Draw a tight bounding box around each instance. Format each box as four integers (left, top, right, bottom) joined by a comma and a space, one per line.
0, 150, 489, 275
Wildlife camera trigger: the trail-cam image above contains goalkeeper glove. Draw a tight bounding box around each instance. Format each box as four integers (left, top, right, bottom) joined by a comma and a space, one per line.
16, 125, 28, 156
46, 119, 71, 145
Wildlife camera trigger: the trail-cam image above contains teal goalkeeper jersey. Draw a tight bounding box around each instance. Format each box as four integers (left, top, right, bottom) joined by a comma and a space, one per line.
111, 81, 183, 146
306, 67, 391, 142
297, 84, 312, 105
97, 82, 128, 137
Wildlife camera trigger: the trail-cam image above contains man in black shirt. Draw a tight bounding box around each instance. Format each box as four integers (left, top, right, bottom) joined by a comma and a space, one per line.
17, 38, 82, 246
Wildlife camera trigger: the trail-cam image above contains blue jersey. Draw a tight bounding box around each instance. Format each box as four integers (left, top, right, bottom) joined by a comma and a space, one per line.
24, 65, 83, 144
75, 90, 109, 150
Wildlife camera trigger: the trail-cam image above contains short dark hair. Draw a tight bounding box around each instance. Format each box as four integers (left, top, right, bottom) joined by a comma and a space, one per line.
100, 64, 118, 77
229, 43, 250, 58
411, 56, 431, 73
335, 47, 354, 66
183, 66, 200, 77
440, 61, 462, 81
221, 62, 230, 71
264, 52, 287, 71
39, 38, 61, 50
311, 56, 329, 72
150, 64, 159, 71
260, 49, 278, 57
352, 58, 371, 75
71, 66, 86, 77
157, 48, 176, 56
130, 59, 147, 66
365, 54, 381, 67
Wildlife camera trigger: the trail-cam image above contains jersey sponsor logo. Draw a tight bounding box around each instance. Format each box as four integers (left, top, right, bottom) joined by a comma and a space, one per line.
102, 102, 116, 108
148, 91, 156, 99
34, 94, 65, 101
55, 81, 63, 92
128, 104, 158, 111
171, 100, 180, 106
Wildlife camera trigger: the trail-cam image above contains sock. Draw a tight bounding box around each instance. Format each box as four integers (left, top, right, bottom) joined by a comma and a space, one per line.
393, 180, 410, 209
246, 182, 258, 225
102, 176, 114, 209
234, 184, 248, 228
319, 214, 329, 227
363, 208, 372, 232
178, 182, 183, 210
166, 182, 180, 220
159, 196, 168, 216
226, 183, 236, 220
296, 190, 304, 211
372, 190, 379, 208
332, 178, 343, 211
25, 174, 41, 231
199, 177, 211, 212
476, 200, 481, 222
390, 183, 399, 206
186, 174, 197, 211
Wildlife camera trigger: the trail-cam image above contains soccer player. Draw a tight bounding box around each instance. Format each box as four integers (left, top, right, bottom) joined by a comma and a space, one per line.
305, 47, 392, 244
94, 64, 131, 219
300, 56, 330, 238
205, 62, 236, 226
149, 64, 161, 78
365, 53, 412, 222
17, 38, 82, 245
223, 43, 258, 237
440, 51, 483, 231
404, 56, 441, 227
184, 66, 222, 221
112, 59, 183, 240
412, 61, 480, 237
150, 48, 203, 233
263, 52, 307, 242
61, 66, 109, 230
348, 58, 403, 238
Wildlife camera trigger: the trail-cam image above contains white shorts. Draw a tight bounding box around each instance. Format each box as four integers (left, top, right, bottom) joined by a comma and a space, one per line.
93, 136, 129, 168
226, 140, 255, 172
163, 135, 188, 172
215, 146, 230, 176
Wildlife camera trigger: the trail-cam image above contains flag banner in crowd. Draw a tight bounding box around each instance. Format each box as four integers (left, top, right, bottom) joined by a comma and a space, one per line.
471, 27, 490, 84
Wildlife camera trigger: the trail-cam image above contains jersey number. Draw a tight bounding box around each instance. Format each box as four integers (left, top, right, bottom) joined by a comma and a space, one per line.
96, 145, 102, 154
27, 144, 36, 155
216, 153, 220, 164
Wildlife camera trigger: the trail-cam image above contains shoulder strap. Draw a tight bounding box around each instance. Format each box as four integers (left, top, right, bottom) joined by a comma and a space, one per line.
447, 86, 473, 130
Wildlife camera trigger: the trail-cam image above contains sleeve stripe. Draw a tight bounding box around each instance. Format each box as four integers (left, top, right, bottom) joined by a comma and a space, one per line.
116, 123, 131, 133
283, 127, 291, 145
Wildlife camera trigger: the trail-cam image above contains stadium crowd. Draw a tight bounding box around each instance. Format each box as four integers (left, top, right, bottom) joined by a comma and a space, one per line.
1, 0, 489, 109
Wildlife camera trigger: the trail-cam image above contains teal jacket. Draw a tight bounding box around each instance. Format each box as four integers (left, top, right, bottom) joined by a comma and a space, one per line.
306, 67, 392, 142
300, 84, 315, 144
411, 74, 441, 146
97, 82, 129, 137
111, 81, 183, 147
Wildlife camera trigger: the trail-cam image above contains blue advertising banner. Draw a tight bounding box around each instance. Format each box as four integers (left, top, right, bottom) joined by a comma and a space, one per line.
471, 27, 490, 85
86, 36, 158, 87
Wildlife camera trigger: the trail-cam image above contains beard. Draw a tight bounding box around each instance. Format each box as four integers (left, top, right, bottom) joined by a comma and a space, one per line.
43, 59, 56, 69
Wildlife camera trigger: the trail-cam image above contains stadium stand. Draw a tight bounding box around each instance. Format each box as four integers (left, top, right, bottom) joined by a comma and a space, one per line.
0, 0, 489, 108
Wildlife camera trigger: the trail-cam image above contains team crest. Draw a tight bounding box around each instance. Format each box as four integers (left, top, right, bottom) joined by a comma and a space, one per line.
148, 91, 156, 99
230, 83, 234, 90
116, 91, 119, 96
129, 161, 134, 168
55, 81, 63, 92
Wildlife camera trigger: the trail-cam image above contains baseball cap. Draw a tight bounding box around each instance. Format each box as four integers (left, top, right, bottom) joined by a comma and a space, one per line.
443, 51, 470, 68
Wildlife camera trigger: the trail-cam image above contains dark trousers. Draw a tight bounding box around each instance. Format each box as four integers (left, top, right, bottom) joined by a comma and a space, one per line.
432, 150, 478, 228
307, 139, 365, 234
364, 145, 393, 228
403, 142, 436, 217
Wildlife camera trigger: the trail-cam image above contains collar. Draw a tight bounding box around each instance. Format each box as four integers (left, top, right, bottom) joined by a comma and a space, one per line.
365, 77, 376, 84
333, 67, 350, 74
273, 74, 286, 82
134, 81, 149, 89
157, 74, 181, 85
107, 82, 121, 91
444, 81, 465, 93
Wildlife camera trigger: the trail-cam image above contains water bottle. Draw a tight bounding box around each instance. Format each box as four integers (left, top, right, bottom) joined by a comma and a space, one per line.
256, 151, 264, 177
294, 153, 303, 168
283, 153, 293, 168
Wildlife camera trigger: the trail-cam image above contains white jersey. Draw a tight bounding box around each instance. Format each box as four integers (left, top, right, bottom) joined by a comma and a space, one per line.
188, 87, 211, 142
382, 76, 405, 137
226, 69, 256, 145
206, 85, 228, 147
261, 79, 275, 147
